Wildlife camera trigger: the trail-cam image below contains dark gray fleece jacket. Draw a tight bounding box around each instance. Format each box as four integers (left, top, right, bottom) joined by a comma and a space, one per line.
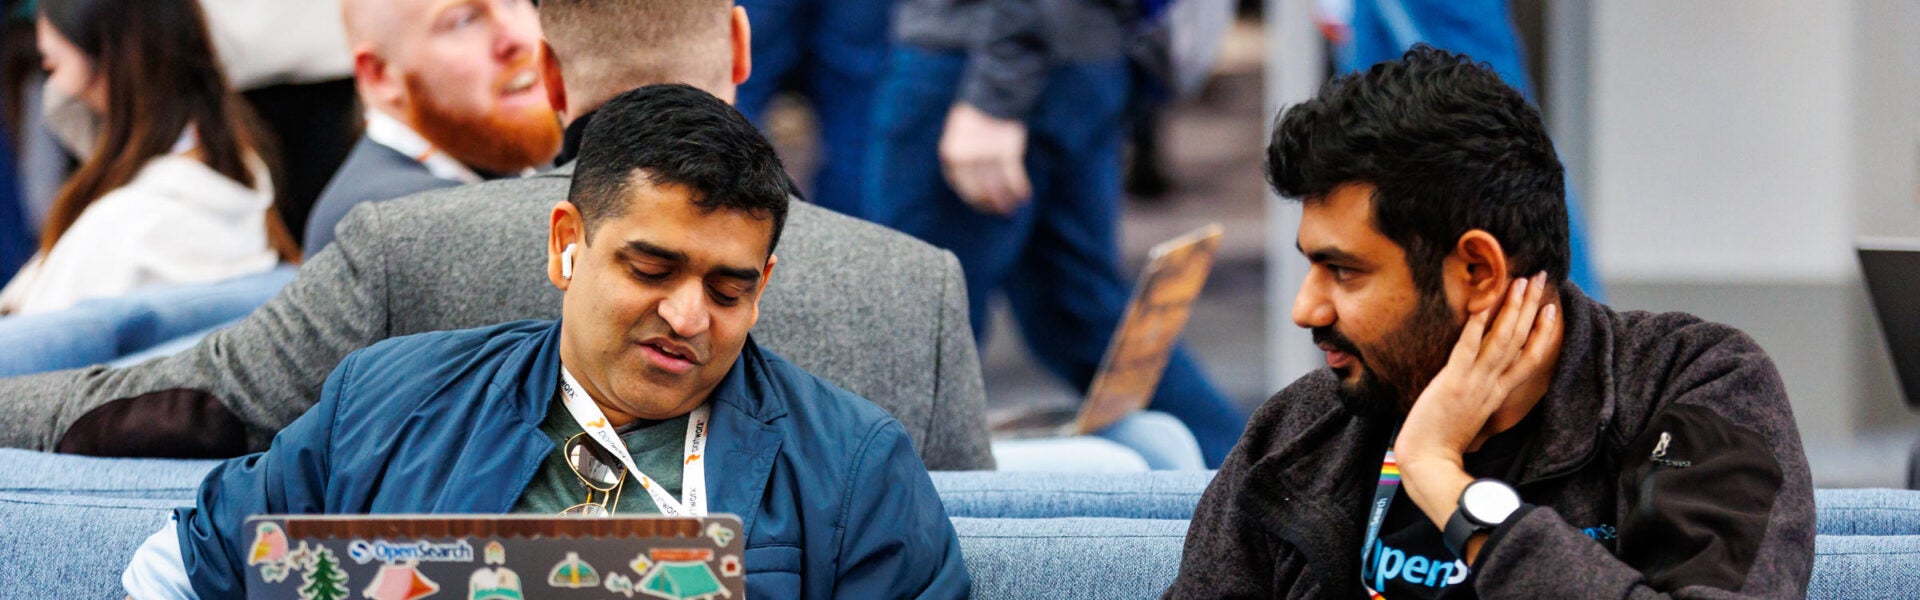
1164, 283, 1815, 598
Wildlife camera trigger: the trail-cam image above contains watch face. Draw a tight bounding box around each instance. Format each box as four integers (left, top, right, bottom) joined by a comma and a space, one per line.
1462, 481, 1521, 525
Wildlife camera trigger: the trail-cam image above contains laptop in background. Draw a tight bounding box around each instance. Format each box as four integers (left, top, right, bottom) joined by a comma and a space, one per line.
1858, 239, 1920, 407
992, 223, 1225, 438
243, 514, 746, 600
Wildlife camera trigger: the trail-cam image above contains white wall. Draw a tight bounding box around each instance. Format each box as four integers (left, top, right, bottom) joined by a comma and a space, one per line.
1584, 0, 1920, 445
1591, 1, 1857, 284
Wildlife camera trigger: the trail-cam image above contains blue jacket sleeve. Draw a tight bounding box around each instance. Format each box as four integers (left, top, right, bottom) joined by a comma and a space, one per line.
175, 352, 352, 599
832, 419, 971, 599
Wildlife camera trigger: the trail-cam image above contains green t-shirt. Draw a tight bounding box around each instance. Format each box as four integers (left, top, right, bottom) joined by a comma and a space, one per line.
511, 391, 689, 515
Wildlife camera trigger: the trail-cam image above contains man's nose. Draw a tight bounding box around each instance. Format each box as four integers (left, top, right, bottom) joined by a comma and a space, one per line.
1291, 275, 1334, 330
495, 11, 536, 62
659, 283, 712, 339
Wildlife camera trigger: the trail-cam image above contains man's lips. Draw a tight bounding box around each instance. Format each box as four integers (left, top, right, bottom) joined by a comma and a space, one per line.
638, 339, 701, 374
1319, 343, 1356, 370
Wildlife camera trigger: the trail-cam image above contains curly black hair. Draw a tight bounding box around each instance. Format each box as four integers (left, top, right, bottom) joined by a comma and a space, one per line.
1268, 45, 1569, 294
569, 83, 793, 255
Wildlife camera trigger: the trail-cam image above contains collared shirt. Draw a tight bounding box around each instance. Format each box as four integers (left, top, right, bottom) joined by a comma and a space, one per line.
361, 110, 488, 185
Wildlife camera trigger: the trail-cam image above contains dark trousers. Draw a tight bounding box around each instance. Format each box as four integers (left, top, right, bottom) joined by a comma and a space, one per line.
868, 46, 1246, 466
735, 0, 890, 218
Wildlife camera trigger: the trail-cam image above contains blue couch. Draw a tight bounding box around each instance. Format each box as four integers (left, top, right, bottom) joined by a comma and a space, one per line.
2, 450, 1917, 598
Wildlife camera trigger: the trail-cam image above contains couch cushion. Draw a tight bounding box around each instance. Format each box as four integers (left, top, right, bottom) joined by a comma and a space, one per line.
0, 492, 183, 598
1810, 535, 1920, 598
933, 470, 1214, 520
952, 517, 1189, 599
1815, 488, 1920, 536
0, 448, 214, 499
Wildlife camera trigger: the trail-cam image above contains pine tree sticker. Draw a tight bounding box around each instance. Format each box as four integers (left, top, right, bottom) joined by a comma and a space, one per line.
298, 546, 350, 600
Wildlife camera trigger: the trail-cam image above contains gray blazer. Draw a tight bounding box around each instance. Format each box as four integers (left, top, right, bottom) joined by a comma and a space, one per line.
0, 165, 996, 470
303, 135, 461, 254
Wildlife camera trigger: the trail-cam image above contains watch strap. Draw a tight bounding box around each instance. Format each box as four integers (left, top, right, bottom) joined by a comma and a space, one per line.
1442, 503, 1485, 558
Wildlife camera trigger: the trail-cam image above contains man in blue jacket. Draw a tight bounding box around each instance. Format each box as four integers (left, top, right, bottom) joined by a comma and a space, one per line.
120, 84, 970, 599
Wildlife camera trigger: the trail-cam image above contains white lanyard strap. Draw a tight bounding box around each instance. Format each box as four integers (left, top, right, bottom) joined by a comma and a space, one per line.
558, 366, 710, 516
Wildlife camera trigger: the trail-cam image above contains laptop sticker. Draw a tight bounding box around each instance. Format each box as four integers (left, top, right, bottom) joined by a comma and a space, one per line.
484, 541, 506, 566
719, 555, 741, 578
636, 561, 728, 600
704, 523, 735, 547
650, 548, 713, 563
297, 546, 351, 600
547, 552, 601, 588
249, 522, 289, 566
467, 567, 523, 600
605, 572, 637, 598
363, 563, 440, 600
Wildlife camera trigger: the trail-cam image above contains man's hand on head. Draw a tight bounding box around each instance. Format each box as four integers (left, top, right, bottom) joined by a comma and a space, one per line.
1394, 272, 1561, 558
938, 102, 1031, 216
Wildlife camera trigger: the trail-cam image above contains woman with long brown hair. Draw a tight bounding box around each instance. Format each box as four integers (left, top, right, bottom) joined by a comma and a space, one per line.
0, 0, 299, 315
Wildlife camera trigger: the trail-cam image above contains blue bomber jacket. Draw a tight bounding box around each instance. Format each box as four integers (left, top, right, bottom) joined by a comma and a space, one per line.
176, 319, 970, 599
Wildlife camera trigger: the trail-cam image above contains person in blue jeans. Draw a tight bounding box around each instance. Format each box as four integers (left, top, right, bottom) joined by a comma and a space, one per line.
1339, 0, 1605, 300
869, 0, 1247, 467
733, 0, 890, 218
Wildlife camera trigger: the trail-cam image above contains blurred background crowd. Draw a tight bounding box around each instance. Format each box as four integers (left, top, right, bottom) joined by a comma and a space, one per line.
2, 0, 1918, 486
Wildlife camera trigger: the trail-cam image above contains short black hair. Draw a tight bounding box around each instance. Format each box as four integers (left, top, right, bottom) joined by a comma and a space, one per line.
569, 83, 792, 255
1268, 45, 1569, 294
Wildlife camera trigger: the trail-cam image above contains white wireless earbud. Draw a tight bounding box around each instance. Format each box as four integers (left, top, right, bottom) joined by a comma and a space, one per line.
561, 244, 577, 279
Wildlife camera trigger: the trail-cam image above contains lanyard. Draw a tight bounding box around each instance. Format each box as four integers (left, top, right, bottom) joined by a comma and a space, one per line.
1358, 444, 1400, 599
558, 366, 710, 516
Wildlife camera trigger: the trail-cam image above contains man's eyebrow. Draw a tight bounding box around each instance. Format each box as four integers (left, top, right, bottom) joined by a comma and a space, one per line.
621, 240, 762, 284
621, 241, 688, 263
711, 265, 764, 284
1295, 240, 1363, 265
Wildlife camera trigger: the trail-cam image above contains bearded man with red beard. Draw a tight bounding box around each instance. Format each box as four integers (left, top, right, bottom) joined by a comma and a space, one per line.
302, 0, 563, 254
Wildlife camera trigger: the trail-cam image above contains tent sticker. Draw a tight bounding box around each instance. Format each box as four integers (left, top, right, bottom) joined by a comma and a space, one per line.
363, 563, 440, 600
547, 552, 601, 588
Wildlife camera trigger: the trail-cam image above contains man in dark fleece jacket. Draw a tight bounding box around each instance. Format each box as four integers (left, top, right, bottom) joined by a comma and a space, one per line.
1164, 46, 1813, 599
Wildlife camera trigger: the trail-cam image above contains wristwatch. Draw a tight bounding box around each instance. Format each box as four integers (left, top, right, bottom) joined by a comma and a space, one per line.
1442, 478, 1522, 559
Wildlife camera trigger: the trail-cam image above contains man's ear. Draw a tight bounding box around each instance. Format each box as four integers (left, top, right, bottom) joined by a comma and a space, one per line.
352, 47, 403, 113
1447, 230, 1511, 314
549, 201, 586, 290
540, 41, 570, 119
746, 253, 777, 327
729, 6, 753, 86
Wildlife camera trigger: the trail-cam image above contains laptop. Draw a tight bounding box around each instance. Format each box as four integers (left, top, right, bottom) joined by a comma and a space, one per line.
992, 223, 1226, 438
1859, 239, 1920, 407
243, 514, 746, 600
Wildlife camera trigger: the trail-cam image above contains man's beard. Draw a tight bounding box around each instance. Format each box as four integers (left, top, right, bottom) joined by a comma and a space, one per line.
403, 72, 562, 174
1314, 290, 1460, 418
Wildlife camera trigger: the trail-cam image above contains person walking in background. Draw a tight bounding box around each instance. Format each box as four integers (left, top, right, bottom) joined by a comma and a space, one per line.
0, 124, 31, 280
868, 0, 1248, 466
0, 0, 297, 316
1333, 0, 1606, 300
733, 0, 891, 218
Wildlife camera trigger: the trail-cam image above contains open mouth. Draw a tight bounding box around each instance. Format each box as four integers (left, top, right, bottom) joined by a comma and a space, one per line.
647, 342, 691, 362
502, 70, 538, 95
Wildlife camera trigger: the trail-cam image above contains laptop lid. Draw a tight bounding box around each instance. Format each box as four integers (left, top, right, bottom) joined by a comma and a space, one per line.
243, 514, 746, 600
1858, 238, 1920, 408
1071, 224, 1225, 435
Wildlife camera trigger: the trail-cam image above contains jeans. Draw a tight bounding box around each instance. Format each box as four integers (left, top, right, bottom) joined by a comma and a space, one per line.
992, 411, 1206, 472
0, 266, 295, 376
735, 0, 891, 218
1342, 0, 1605, 301
0, 131, 31, 281
868, 46, 1247, 466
